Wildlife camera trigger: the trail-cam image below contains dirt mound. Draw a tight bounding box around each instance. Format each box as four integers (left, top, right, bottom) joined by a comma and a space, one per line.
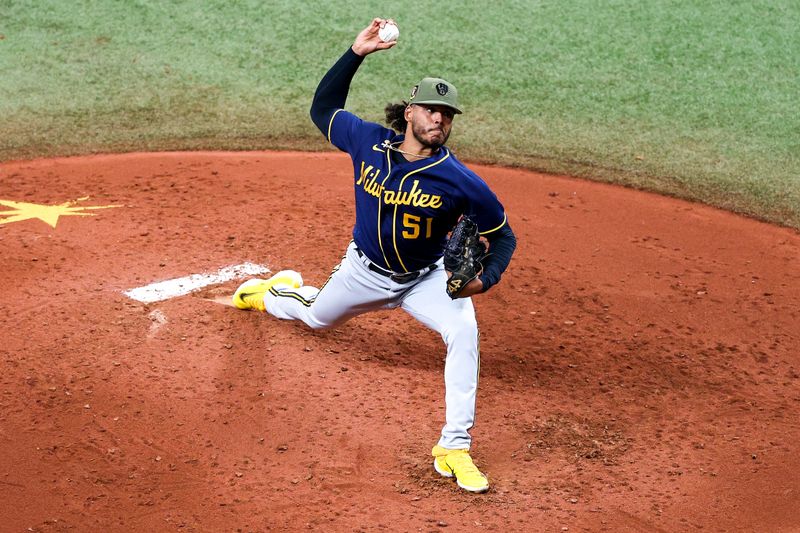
1, 151, 798, 531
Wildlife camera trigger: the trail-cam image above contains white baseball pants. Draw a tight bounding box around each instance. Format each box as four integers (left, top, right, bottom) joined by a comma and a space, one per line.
263, 241, 480, 450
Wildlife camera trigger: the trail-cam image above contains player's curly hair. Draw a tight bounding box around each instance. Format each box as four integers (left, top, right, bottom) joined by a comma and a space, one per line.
384, 101, 409, 133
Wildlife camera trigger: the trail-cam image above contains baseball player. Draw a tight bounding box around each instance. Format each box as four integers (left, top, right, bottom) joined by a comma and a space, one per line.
233, 18, 516, 493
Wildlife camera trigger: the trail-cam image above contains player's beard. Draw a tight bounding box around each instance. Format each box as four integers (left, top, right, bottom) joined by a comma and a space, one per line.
411, 122, 450, 150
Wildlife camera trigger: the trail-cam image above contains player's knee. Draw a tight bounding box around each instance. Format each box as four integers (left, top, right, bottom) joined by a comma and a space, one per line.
307, 321, 333, 331
306, 312, 344, 331
442, 317, 479, 345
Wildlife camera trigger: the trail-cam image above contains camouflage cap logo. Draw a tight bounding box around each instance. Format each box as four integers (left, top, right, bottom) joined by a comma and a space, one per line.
436, 83, 449, 96
410, 85, 419, 99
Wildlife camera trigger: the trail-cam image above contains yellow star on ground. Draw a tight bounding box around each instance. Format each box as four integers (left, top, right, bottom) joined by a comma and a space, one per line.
0, 197, 122, 228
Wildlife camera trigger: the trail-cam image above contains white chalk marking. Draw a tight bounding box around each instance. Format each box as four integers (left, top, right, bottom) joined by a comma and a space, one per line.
124, 262, 270, 303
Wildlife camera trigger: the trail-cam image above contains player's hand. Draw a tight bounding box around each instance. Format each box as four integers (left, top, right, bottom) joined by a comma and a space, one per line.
446, 271, 484, 298
352, 18, 397, 56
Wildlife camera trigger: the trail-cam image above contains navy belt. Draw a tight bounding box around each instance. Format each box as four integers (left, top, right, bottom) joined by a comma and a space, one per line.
355, 247, 437, 284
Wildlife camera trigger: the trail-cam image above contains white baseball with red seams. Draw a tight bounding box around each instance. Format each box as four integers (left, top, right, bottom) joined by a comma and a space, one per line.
379, 21, 399, 42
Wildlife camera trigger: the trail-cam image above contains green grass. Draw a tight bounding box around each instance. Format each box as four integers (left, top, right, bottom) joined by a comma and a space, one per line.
1, 0, 798, 227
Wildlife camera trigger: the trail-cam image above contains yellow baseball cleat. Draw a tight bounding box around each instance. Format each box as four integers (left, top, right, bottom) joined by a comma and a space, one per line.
432, 445, 489, 493
232, 270, 303, 311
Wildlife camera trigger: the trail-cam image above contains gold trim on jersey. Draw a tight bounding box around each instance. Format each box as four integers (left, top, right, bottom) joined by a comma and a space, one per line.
392, 149, 451, 272
327, 109, 344, 143
479, 213, 508, 235
376, 148, 394, 269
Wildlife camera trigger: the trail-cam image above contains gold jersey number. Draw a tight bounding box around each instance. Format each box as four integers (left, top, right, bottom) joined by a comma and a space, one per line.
402, 213, 434, 239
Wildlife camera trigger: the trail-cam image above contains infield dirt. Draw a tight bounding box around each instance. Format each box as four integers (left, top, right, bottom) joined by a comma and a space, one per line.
1, 152, 798, 532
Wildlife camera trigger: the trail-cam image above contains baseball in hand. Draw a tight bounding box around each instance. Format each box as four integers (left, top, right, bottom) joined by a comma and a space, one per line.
379, 21, 399, 43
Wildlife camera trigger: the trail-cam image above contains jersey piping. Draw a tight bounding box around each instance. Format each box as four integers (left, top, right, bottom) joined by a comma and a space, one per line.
376, 148, 394, 269
327, 109, 344, 143
392, 149, 451, 272
479, 213, 507, 235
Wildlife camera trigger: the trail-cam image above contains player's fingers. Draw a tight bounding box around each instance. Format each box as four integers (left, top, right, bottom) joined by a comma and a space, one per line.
369, 19, 389, 35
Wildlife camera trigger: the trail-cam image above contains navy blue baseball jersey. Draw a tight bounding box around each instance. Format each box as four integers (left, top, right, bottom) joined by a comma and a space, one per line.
326, 110, 507, 273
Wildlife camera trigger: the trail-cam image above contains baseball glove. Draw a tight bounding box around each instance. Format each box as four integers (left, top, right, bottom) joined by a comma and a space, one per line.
443, 216, 487, 299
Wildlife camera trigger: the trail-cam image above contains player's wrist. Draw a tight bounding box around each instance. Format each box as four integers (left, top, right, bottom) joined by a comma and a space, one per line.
351, 44, 368, 57
476, 275, 491, 293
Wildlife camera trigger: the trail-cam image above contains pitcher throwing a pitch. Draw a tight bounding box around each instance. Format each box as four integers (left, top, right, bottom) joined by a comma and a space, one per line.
233, 18, 516, 493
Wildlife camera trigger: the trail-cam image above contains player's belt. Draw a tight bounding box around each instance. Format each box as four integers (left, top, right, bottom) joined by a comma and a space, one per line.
355, 247, 438, 284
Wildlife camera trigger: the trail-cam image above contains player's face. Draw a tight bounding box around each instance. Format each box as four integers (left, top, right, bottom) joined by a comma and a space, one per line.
407, 104, 454, 149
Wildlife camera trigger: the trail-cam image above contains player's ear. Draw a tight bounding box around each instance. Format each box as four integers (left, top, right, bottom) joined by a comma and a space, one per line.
404, 104, 413, 121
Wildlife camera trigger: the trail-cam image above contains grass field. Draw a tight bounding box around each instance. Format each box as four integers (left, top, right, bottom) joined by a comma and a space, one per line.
1, 1, 798, 227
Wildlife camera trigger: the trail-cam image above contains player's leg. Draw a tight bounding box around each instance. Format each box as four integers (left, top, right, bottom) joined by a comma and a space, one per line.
401, 266, 479, 448
263, 242, 394, 329
399, 266, 489, 493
